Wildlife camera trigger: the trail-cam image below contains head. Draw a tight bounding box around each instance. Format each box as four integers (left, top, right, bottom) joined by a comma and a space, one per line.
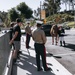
27, 23, 30, 25
59, 26, 62, 30
10, 22, 14, 27
16, 18, 22, 26
36, 23, 42, 28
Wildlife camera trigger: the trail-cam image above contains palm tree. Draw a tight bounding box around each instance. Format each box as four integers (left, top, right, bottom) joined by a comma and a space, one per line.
43, 0, 61, 16
61, 0, 68, 11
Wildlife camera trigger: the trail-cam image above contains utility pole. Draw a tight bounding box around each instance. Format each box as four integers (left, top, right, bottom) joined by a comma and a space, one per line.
40, 1, 42, 20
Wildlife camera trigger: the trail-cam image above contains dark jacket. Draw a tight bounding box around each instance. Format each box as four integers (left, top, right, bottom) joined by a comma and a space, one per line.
58, 28, 65, 36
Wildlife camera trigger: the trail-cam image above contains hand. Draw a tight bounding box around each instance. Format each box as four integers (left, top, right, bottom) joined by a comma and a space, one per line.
9, 40, 13, 45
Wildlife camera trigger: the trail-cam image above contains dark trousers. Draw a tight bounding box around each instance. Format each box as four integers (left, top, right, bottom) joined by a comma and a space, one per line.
26, 33, 31, 48
34, 43, 47, 70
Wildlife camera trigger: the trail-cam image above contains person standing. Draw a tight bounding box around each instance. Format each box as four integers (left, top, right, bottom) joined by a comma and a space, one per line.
25, 23, 32, 49
9, 18, 22, 63
32, 23, 51, 71
9, 22, 15, 49
58, 26, 65, 46
50, 24, 59, 45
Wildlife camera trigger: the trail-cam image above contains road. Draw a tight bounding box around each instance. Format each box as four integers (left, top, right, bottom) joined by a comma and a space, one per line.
46, 28, 75, 75
12, 28, 75, 75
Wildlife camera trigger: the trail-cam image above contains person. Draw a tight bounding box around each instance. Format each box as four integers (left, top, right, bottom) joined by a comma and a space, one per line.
50, 24, 59, 45
25, 22, 32, 49
58, 26, 65, 46
9, 18, 22, 63
9, 22, 15, 49
32, 23, 51, 71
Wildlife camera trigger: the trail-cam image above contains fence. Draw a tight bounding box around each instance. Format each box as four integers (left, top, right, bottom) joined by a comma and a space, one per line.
0, 31, 12, 75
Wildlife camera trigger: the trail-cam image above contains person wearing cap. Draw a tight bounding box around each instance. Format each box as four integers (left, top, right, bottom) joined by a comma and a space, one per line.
32, 23, 51, 71
9, 18, 22, 63
25, 22, 32, 49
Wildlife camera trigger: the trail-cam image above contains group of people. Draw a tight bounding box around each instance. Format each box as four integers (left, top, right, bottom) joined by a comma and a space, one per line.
50, 24, 65, 46
9, 19, 51, 72
9, 18, 65, 72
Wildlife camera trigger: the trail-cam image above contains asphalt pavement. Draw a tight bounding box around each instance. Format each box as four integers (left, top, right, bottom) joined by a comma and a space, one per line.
46, 28, 75, 75
12, 31, 73, 75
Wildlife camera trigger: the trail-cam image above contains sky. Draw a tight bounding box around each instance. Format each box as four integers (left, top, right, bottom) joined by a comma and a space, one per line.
0, 0, 44, 12
0, 0, 66, 12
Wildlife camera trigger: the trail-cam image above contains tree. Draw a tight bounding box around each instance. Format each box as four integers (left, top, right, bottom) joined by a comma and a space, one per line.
0, 11, 7, 22
17, 2, 33, 19
61, 0, 75, 11
8, 8, 19, 22
61, 0, 68, 11
43, 0, 61, 16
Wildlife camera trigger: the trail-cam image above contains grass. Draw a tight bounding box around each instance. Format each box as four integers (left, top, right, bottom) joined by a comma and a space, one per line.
66, 21, 75, 28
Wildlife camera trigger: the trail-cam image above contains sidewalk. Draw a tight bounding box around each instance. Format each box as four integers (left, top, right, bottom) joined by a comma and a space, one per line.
12, 36, 72, 75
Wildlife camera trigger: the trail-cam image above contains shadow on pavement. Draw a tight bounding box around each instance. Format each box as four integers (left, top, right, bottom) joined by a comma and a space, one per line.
64, 43, 75, 51
46, 53, 62, 59
12, 52, 55, 75
11, 63, 17, 75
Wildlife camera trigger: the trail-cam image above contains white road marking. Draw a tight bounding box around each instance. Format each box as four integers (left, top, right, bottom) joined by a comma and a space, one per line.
21, 36, 73, 75
47, 57, 72, 75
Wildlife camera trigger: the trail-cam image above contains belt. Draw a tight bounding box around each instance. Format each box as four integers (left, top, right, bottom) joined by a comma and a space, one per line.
35, 42, 44, 44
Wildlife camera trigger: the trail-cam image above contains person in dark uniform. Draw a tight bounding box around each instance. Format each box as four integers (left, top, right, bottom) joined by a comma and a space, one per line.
25, 23, 32, 49
9, 22, 15, 49
58, 26, 65, 46
32, 23, 51, 71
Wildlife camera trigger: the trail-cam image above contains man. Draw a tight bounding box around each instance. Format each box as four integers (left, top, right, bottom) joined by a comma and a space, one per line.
32, 23, 51, 71
25, 23, 32, 49
9, 22, 15, 49
9, 18, 22, 63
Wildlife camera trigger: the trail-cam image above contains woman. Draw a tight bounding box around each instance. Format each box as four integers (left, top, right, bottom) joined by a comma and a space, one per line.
50, 24, 59, 45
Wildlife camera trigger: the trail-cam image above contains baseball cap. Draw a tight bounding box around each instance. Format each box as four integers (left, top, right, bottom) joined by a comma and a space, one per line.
36, 20, 43, 24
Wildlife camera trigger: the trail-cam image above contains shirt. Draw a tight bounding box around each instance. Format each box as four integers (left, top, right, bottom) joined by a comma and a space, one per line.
25, 25, 31, 35
13, 24, 21, 41
32, 28, 47, 44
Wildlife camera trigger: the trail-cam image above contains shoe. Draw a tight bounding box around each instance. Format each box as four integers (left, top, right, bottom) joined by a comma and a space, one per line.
60, 41, 62, 46
17, 55, 20, 59
26, 46, 31, 49
63, 41, 65, 46
37, 68, 43, 71
44, 68, 51, 71
18, 51, 22, 54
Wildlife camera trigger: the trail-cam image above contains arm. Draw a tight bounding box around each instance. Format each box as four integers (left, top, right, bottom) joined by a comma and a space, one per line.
9, 31, 18, 45
25, 26, 31, 35
41, 31, 47, 44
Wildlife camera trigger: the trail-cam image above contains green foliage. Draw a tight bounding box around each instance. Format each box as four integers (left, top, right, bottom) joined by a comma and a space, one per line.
43, 0, 61, 16
17, 2, 33, 19
8, 8, 19, 22
0, 11, 7, 22
0, 11, 11, 27
4, 18, 10, 27
46, 13, 74, 24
